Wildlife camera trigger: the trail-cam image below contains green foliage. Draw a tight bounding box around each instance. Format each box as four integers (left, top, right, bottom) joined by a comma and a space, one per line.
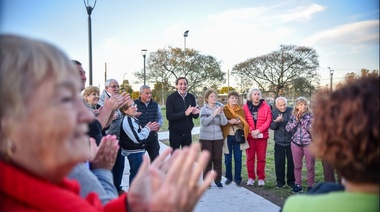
131, 91, 140, 100
135, 46, 226, 96
219, 86, 235, 94
119, 79, 133, 94
232, 45, 320, 98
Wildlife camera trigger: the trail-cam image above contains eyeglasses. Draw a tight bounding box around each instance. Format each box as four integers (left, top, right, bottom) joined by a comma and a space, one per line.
110, 85, 120, 89
128, 103, 137, 108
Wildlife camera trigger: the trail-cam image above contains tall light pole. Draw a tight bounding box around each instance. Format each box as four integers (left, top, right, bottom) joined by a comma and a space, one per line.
183, 30, 189, 50
141, 49, 147, 85
328, 67, 334, 90
183, 30, 189, 72
84, 0, 97, 85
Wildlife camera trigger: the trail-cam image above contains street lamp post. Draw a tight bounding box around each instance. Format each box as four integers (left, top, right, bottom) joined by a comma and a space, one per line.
83, 0, 97, 85
183, 30, 189, 72
183, 30, 189, 50
141, 49, 147, 85
328, 67, 334, 90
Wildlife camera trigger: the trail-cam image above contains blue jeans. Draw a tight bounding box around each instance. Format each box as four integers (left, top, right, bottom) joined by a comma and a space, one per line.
127, 152, 145, 186
224, 135, 242, 182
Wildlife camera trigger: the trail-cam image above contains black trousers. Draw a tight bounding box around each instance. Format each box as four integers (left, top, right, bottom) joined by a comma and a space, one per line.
274, 143, 295, 186
169, 130, 192, 151
112, 148, 125, 192
146, 139, 160, 162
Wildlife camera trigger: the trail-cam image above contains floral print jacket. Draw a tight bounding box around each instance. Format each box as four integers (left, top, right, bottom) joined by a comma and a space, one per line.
285, 112, 313, 146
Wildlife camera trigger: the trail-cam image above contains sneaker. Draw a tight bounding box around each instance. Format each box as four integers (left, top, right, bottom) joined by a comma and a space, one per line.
307, 187, 313, 192
235, 180, 241, 187
292, 184, 303, 193
276, 183, 285, 189
225, 179, 232, 185
288, 183, 296, 189
247, 178, 255, 186
258, 179, 265, 186
215, 182, 223, 188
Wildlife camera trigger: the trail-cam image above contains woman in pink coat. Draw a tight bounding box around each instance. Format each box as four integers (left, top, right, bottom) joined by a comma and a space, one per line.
243, 88, 272, 187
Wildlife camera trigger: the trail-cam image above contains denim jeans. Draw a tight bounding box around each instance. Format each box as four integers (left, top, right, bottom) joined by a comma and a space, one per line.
224, 135, 242, 182
127, 152, 145, 186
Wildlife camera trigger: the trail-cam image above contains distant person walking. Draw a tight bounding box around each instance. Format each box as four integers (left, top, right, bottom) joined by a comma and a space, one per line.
134, 85, 163, 161
166, 77, 200, 150
243, 88, 272, 187
270, 97, 295, 189
221, 91, 250, 187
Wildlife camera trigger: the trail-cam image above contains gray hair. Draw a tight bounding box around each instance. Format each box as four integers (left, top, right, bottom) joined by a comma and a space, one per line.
139, 85, 151, 93
275, 97, 287, 105
0, 34, 76, 120
105, 79, 118, 87
246, 88, 262, 100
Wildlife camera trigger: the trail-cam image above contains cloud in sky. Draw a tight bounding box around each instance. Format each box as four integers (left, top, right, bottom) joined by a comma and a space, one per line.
280, 3, 327, 22
3, 0, 375, 89
302, 20, 379, 46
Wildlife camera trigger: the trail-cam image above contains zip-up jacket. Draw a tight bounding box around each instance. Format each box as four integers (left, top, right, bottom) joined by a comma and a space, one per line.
166, 91, 199, 133
285, 112, 313, 146
243, 100, 272, 139
199, 103, 228, 140
270, 107, 293, 146
119, 116, 150, 155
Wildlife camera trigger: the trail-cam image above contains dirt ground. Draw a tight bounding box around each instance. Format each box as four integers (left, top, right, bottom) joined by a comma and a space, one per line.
241, 184, 285, 207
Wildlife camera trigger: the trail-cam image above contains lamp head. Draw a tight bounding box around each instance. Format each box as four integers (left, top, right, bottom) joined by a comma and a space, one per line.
141, 49, 147, 57
184, 30, 189, 37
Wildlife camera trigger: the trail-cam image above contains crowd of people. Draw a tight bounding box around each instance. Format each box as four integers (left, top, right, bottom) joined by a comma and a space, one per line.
1, 34, 378, 212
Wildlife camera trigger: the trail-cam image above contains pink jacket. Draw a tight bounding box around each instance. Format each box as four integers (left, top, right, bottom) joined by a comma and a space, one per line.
243, 100, 272, 139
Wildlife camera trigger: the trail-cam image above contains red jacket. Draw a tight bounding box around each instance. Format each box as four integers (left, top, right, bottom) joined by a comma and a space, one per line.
0, 160, 127, 212
243, 100, 272, 139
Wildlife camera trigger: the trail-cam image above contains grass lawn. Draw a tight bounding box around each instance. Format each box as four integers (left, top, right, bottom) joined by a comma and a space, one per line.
159, 108, 325, 205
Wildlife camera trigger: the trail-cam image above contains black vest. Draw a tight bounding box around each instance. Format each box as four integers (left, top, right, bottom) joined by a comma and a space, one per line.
134, 98, 159, 127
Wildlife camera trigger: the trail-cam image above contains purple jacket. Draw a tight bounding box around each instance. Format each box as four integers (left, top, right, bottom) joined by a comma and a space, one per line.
285, 112, 313, 146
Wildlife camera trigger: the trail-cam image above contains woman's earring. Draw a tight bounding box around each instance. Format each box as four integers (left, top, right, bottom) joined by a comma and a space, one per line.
4, 142, 16, 161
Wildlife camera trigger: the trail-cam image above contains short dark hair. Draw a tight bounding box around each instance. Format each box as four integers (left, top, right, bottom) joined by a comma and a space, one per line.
175, 77, 188, 85
228, 91, 239, 98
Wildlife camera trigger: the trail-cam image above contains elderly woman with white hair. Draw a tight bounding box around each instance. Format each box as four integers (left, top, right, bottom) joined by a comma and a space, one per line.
0, 34, 215, 211
243, 88, 272, 187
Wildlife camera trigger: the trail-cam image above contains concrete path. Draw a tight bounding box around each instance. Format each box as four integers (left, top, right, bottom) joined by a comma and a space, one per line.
121, 127, 280, 212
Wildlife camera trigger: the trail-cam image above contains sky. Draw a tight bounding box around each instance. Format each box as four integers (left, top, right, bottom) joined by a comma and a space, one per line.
1, 0, 379, 90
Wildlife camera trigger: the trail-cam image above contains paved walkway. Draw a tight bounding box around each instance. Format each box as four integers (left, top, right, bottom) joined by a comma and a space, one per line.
121, 127, 280, 212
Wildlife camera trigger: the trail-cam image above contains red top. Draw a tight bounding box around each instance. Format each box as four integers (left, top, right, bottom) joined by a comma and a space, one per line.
0, 160, 127, 212
243, 101, 272, 139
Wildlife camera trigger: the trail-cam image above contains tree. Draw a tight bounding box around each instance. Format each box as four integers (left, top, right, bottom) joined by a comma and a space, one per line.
119, 79, 133, 94
336, 69, 378, 89
134, 46, 225, 96
219, 86, 235, 94
231, 45, 320, 98
152, 80, 171, 106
